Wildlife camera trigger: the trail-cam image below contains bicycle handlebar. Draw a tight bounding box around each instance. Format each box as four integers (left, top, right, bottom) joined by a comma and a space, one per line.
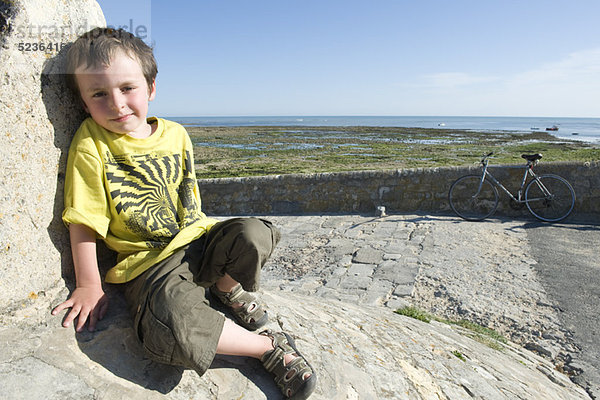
480, 152, 493, 164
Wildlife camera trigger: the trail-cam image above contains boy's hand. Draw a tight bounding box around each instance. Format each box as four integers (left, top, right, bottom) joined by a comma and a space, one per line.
55, 224, 106, 332
52, 286, 108, 332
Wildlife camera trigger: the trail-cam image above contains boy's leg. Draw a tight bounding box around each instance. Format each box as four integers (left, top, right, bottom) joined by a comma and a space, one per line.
217, 318, 273, 358
195, 217, 280, 291
198, 217, 280, 330
123, 219, 315, 398
123, 239, 225, 376
122, 218, 278, 374
216, 319, 316, 399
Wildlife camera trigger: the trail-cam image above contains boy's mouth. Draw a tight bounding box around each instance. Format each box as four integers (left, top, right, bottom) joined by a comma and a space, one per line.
112, 114, 132, 123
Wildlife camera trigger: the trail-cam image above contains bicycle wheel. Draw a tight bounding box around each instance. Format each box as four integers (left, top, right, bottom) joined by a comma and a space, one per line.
525, 174, 575, 222
448, 175, 499, 221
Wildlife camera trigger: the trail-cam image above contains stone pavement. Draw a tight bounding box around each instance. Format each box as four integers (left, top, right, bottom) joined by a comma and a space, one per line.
261, 214, 424, 310
260, 213, 597, 398
0, 213, 596, 399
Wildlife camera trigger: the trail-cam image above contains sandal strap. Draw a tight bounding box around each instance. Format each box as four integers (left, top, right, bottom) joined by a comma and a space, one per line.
260, 331, 316, 399
211, 283, 245, 305
210, 284, 268, 330
262, 343, 286, 371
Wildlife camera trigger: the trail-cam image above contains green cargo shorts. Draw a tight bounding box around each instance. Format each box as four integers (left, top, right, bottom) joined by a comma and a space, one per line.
122, 217, 280, 376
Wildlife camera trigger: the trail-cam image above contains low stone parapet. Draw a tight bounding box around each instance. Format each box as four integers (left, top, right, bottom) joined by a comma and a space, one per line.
198, 161, 600, 218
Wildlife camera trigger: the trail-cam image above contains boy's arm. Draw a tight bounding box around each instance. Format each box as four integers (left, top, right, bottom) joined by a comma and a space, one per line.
52, 223, 108, 332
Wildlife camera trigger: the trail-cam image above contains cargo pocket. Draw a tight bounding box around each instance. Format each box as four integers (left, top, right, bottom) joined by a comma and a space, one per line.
135, 301, 177, 365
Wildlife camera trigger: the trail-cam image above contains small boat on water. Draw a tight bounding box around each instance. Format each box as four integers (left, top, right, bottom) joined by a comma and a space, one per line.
572, 132, 579, 136
546, 125, 559, 131
530, 127, 540, 131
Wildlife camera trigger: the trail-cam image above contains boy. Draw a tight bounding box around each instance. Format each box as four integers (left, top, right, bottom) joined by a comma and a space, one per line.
52, 27, 316, 400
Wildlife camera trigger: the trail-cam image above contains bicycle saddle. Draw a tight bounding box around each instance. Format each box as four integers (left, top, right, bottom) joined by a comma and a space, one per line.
521, 153, 542, 162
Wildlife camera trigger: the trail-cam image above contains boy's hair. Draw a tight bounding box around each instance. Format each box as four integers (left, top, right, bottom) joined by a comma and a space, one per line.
65, 27, 158, 95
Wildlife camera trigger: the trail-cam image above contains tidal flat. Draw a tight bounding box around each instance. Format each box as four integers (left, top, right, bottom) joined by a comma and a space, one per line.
187, 125, 600, 178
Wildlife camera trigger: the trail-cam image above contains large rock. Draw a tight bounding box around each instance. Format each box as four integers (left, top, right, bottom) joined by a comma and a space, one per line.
0, 0, 104, 309
0, 289, 590, 399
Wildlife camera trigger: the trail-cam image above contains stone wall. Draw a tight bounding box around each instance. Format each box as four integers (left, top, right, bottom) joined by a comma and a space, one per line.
0, 1, 105, 309
198, 161, 600, 218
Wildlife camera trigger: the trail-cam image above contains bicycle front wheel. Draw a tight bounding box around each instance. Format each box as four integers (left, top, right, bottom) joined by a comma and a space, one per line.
448, 175, 499, 221
525, 174, 575, 222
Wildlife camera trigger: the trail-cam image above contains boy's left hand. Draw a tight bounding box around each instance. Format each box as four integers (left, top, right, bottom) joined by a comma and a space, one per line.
52, 286, 109, 332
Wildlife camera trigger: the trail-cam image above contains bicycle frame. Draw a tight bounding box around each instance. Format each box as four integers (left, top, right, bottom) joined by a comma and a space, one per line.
475, 159, 546, 203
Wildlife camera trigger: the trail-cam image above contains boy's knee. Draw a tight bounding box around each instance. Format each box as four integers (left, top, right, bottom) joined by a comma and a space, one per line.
240, 217, 279, 242
242, 217, 279, 237
232, 218, 280, 259
200, 218, 280, 288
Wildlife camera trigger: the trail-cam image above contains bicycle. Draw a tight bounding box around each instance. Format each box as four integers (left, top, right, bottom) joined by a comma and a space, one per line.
448, 152, 575, 222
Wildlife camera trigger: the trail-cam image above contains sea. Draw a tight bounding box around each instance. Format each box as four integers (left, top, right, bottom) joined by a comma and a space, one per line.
168, 116, 600, 143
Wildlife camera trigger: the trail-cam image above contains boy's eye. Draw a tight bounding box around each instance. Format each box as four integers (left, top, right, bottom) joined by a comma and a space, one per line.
92, 92, 106, 98
122, 86, 134, 92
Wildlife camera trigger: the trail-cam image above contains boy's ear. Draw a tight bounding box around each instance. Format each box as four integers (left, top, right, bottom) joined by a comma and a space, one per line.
148, 80, 156, 101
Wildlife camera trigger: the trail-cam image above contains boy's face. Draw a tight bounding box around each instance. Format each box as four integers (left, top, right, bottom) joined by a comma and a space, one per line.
75, 50, 156, 137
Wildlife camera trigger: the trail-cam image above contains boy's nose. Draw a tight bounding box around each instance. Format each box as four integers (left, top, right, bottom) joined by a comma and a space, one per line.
109, 92, 126, 110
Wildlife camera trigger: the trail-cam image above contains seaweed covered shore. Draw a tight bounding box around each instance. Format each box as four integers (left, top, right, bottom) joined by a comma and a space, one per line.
188, 125, 600, 178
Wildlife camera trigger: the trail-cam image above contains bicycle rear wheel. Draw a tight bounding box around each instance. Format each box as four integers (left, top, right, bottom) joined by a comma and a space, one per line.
448, 175, 499, 221
525, 174, 575, 222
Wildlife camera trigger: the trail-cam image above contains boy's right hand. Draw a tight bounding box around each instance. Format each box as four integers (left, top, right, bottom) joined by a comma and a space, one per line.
52, 285, 108, 332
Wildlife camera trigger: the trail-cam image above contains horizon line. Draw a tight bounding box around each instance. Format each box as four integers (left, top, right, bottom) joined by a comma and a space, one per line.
159, 114, 600, 119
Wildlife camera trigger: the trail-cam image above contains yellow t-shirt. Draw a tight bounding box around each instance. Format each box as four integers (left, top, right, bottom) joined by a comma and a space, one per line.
62, 117, 219, 283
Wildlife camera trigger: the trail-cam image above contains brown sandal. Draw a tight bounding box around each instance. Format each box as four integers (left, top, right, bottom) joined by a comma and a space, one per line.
260, 330, 317, 399
210, 283, 269, 330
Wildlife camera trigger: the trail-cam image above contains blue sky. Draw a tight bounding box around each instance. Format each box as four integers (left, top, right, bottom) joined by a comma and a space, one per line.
97, 1, 600, 118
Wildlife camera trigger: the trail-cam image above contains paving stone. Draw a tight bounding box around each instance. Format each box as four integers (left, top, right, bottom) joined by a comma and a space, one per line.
373, 260, 419, 284
337, 254, 353, 267
347, 263, 376, 277
352, 246, 384, 264
374, 229, 398, 239
325, 238, 356, 257
331, 267, 348, 277
339, 276, 372, 290
382, 253, 403, 260
384, 242, 411, 254
393, 284, 415, 297
360, 281, 394, 306
341, 228, 363, 239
